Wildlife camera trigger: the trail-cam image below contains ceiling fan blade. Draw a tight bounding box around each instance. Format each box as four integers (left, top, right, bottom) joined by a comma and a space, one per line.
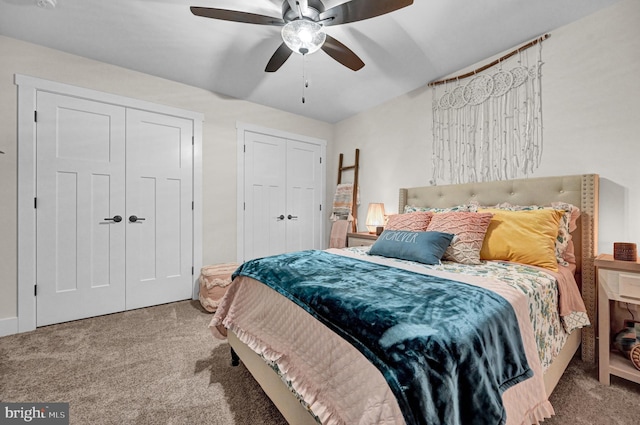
320, 0, 413, 26
190, 6, 285, 26
321, 35, 365, 71
265, 43, 293, 72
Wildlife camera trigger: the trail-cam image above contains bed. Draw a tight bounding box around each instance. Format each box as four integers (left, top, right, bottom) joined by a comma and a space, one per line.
211, 174, 599, 425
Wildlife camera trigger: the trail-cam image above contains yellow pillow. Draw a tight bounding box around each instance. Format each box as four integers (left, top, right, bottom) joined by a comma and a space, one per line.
478, 208, 564, 271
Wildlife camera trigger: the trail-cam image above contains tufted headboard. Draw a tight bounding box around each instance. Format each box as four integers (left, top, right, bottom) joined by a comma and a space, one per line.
399, 174, 599, 362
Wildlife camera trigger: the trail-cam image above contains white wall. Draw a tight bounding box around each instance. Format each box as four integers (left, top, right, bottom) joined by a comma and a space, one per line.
0, 35, 334, 323
333, 0, 640, 255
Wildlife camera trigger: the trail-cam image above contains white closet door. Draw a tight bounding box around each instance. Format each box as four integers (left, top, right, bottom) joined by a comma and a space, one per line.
125, 109, 194, 309
242, 129, 324, 262
243, 131, 287, 261
36, 92, 127, 326
285, 140, 322, 252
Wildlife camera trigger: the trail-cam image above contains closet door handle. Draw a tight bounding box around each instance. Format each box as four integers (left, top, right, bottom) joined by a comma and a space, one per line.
104, 215, 122, 223
277, 215, 285, 221
287, 215, 298, 220
129, 215, 146, 223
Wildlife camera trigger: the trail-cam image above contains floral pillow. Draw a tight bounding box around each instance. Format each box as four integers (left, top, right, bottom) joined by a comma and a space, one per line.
426, 212, 493, 265
385, 211, 433, 231
404, 204, 478, 214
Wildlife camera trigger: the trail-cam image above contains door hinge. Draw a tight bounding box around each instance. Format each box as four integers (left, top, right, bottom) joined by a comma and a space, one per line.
34, 285, 37, 296
319, 204, 322, 211
191, 266, 194, 276
243, 145, 246, 153
320, 157, 322, 164
192, 201, 194, 210
34, 197, 37, 209
192, 136, 194, 145
34, 111, 37, 122
243, 202, 245, 211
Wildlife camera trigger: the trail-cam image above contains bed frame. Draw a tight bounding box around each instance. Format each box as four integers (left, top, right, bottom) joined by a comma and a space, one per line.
228, 174, 599, 424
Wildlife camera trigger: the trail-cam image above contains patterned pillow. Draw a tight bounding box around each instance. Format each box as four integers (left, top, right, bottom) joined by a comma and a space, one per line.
386, 211, 433, 231
492, 202, 580, 266
426, 212, 493, 265
404, 204, 478, 214
368, 230, 454, 265
552, 202, 581, 265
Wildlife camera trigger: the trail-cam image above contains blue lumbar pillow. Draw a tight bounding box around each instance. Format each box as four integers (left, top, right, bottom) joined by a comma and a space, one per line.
368, 230, 454, 265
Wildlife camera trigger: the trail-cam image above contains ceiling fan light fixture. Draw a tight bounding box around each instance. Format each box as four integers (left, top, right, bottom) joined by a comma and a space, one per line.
281, 20, 326, 55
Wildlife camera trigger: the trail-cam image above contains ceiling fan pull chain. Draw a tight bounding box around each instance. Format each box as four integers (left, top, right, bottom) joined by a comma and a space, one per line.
302, 54, 306, 104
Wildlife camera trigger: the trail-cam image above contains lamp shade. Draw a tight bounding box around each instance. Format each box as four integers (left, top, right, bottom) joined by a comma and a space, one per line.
281, 20, 326, 55
365, 203, 386, 234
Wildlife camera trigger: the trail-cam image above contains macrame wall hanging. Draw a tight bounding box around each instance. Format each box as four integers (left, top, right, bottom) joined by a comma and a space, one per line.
429, 34, 549, 185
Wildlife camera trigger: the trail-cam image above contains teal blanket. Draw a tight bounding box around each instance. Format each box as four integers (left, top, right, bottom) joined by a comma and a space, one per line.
233, 250, 532, 425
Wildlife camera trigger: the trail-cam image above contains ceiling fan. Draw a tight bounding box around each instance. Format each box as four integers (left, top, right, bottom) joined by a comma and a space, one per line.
191, 0, 414, 72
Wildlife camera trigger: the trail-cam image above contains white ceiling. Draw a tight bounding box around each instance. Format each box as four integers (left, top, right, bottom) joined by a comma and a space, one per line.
0, 0, 621, 123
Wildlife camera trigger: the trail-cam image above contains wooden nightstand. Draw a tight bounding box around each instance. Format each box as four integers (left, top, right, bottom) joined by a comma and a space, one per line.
596, 254, 640, 385
347, 232, 378, 247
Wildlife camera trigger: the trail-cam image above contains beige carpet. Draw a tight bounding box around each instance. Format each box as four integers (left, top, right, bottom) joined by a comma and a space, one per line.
1, 300, 639, 424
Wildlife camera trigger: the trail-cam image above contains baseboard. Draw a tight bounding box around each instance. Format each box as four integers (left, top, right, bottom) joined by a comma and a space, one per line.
0, 316, 18, 337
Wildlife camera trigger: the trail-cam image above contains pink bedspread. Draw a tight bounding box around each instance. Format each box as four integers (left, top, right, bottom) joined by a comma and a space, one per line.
210, 250, 556, 425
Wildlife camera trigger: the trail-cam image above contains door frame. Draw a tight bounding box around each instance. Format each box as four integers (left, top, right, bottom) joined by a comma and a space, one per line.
236, 122, 326, 263
15, 74, 203, 333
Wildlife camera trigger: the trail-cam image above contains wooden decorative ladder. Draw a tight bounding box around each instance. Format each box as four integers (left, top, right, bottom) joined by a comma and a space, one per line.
337, 148, 359, 233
